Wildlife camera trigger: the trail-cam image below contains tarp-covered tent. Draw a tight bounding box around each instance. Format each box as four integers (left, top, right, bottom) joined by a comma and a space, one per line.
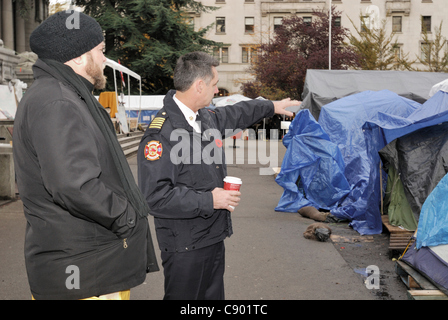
400, 173, 448, 295
301, 69, 448, 120
276, 89, 448, 235
416, 173, 448, 249
275, 109, 350, 212
379, 122, 448, 231
319, 90, 424, 234
401, 242, 448, 295
365, 90, 448, 228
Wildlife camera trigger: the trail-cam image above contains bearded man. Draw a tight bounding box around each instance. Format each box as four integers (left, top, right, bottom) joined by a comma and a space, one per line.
13, 10, 158, 300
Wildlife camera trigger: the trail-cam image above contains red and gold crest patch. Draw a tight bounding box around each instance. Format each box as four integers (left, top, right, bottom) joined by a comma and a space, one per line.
144, 140, 163, 161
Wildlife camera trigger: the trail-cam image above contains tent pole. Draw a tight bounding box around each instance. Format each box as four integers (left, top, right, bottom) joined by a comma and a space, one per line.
138, 80, 142, 127
112, 68, 121, 134
127, 74, 131, 130
328, 0, 332, 70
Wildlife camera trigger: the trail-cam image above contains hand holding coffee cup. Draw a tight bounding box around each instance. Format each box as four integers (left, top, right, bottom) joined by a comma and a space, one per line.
211, 177, 242, 212
223, 176, 242, 210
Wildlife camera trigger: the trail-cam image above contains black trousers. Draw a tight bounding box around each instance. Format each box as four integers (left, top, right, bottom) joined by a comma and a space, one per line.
161, 241, 225, 300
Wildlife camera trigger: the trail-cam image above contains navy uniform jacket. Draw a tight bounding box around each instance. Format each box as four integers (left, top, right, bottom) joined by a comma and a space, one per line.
138, 90, 274, 253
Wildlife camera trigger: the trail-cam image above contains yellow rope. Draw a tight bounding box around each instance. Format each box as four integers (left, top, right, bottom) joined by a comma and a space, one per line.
398, 230, 418, 260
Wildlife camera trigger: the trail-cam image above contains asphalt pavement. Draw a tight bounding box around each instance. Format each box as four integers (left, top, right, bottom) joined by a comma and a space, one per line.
0, 137, 388, 300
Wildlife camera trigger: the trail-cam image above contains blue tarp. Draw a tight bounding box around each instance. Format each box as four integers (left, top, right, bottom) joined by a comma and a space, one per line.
275, 109, 350, 212
416, 173, 448, 249
126, 110, 159, 124
276, 89, 448, 235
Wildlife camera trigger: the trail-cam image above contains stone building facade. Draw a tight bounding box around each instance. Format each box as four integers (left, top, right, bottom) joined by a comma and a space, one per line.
0, 0, 49, 85
193, 0, 448, 95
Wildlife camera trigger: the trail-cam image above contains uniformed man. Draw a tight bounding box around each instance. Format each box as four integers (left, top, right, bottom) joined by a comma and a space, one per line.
137, 51, 300, 300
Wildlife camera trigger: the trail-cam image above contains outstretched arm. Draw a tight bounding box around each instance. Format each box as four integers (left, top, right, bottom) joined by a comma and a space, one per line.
272, 98, 301, 117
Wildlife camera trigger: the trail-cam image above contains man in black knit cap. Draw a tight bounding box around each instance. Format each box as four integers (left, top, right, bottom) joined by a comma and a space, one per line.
13, 10, 158, 300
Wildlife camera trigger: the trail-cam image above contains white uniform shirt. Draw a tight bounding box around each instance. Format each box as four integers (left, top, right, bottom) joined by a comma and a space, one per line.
173, 94, 201, 133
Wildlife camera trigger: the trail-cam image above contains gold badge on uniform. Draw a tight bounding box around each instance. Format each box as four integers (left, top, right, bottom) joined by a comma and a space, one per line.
144, 141, 163, 161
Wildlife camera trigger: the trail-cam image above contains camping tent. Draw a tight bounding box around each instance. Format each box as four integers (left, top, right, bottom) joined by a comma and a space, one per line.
379, 121, 448, 231
275, 109, 350, 212
123, 95, 164, 124
301, 69, 448, 120
213, 94, 252, 107
430, 78, 448, 97
276, 89, 448, 235
365, 90, 448, 228
104, 58, 142, 132
400, 172, 448, 295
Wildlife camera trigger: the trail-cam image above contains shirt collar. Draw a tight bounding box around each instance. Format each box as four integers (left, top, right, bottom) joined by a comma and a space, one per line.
173, 94, 201, 133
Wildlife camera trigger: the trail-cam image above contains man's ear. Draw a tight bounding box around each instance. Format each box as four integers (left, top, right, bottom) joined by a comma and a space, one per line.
64, 53, 88, 76
71, 55, 85, 66
195, 79, 204, 95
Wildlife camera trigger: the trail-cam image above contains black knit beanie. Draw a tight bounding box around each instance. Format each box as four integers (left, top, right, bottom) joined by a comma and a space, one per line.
30, 10, 104, 63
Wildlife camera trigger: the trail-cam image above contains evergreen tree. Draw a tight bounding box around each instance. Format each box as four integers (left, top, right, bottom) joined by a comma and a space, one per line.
73, 0, 220, 94
348, 16, 415, 71
418, 20, 448, 72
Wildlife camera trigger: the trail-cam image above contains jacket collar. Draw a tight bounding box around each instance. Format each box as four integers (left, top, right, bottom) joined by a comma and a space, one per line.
33, 59, 94, 94
164, 90, 194, 131
163, 90, 216, 135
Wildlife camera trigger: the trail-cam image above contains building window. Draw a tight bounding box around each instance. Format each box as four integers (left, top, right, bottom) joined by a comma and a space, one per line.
393, 44, 402, 60
245, 17, 255, 34
392, 16, 402, 32
222, 47, 229, 63
334, 16, 341, 27
214, 47, 229, 63
242, 47, 258, 64
303, 16, 312, 26
216, 89, 229, 97
274, 17, 283, 31
361, 16, 370, 32
422, 16, 431, 32
421, 42, 431, 61
216, 17, 226, 33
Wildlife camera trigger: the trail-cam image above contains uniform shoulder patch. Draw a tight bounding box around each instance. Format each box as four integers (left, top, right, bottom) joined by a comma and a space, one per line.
148, 117, 166, 130
144, 140, 163, 161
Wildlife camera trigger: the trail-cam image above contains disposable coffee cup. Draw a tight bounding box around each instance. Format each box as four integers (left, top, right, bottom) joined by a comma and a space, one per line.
223, 176, 242, 191
223, 176, 242, 210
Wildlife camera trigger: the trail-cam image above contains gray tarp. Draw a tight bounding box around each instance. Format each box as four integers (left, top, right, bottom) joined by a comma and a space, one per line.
301, 69, 448, 120
380, 122, 448, 228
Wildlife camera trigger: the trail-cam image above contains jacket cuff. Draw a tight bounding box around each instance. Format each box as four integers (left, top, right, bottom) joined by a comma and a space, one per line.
199, 191, 214, 218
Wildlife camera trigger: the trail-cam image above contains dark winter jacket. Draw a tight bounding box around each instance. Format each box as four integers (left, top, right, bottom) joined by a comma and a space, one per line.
138, 90, 274, 253
13, 59, 158, 300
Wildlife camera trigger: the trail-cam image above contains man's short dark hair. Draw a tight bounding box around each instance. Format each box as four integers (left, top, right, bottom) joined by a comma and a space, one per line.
174, 52, 219, 92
